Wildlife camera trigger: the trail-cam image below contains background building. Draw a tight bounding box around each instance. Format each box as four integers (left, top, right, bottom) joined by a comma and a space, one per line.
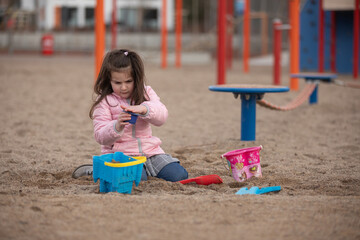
0, 0, 174, 31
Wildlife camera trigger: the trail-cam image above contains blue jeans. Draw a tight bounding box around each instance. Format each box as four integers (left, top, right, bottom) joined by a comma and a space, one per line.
141, 162, 188, 182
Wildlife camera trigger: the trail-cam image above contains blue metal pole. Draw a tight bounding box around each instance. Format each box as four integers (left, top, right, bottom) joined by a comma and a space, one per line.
309, 84, 318, 104
241, 94, 256, 141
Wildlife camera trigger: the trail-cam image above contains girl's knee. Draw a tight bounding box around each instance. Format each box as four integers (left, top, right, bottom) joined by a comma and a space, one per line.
157, 162, 188, 182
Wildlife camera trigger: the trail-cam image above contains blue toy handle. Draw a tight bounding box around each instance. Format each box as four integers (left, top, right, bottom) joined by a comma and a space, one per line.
257, 186, 281, 194
236, 186, 282, 195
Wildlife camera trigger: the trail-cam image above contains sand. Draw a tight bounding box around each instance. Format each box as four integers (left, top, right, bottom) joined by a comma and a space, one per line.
0, 54, 359, 240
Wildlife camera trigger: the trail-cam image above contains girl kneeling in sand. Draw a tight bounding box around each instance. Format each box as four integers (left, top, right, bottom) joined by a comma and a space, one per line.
72, 49, 188, 182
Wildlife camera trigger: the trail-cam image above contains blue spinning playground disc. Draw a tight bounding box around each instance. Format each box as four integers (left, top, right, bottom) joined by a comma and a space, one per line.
209, 84, 289, 94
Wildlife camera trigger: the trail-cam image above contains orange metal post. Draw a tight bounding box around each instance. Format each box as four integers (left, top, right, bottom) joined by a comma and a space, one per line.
243, 0, 250, 73
289, 0, 299, 90
161, 0, 167, 68
95, 0, 105, 81
175, 0, 182, 68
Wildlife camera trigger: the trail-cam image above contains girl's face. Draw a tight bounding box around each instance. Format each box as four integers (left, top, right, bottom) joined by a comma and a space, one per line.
110, 70, 134, 99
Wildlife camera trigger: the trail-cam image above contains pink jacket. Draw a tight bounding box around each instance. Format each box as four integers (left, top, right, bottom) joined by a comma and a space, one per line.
92, 86, 168, 157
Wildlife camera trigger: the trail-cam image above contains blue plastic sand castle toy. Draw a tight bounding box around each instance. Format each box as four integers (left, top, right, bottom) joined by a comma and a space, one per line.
93, 152, 146, 194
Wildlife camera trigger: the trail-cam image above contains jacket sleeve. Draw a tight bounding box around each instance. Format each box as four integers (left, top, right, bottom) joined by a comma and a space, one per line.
140, 86, 168, 126
92, 98, 122, 146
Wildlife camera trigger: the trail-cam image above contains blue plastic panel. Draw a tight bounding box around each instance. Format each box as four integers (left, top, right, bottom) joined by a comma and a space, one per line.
300, 0, 360, 74
300, 0, 319, 71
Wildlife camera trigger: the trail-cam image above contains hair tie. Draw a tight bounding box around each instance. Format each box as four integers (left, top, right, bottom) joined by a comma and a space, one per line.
124, 51, 128, 56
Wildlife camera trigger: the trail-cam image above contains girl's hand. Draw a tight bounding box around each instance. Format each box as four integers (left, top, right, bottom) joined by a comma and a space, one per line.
121, 105, 147, 115
115, 111, 131, 132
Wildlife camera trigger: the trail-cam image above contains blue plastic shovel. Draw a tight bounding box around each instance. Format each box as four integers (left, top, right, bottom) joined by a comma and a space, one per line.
236, 186, 281, 195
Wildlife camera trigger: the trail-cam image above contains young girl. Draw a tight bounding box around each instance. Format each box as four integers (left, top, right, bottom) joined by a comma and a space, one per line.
72, 49, 188, 182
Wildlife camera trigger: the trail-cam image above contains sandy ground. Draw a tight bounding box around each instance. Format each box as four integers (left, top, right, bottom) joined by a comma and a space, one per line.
0, 54, 359, 240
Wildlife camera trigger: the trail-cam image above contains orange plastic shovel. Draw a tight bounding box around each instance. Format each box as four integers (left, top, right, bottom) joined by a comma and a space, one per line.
179, 174, 223, 185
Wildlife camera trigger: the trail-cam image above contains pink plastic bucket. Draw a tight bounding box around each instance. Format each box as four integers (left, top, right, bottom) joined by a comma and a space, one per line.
222, 145, 263, 182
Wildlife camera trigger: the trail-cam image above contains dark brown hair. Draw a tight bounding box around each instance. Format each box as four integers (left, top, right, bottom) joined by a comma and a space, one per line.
89, 49, 148, 119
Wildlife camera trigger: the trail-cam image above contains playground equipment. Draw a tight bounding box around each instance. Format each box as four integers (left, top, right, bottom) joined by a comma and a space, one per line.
209, 72, 360, 141
256, 83, 317, 110
300, 0, 359, 79
290, 72, 337, 104
243, 0, 250, 73
209, 84, 289, 141
161, 0, 168, 68
217, 0, 226, 85
111, 0, 117, 50
95, 0, 105, 81
209, 72, 358, 140
273, 19, 291, 86
93, 152, 146, 194
175, 0, 182, 68
222, 146, 263, 182
216, 0, 301, 89
289, 0, 300, 90
161, 0, 182, 68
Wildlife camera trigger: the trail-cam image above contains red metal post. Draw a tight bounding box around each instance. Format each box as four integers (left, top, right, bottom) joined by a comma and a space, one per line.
217, 0, 226, 84
243, 0, 250, 73
273, 19, 282, 85
226, 0, 234, 69
111, 0, 117, 50
161, 0, 167, 68
175, 0, 182, 68
353, 0, 359, 79
330, 11, 336, 72
318, 0, 324, 72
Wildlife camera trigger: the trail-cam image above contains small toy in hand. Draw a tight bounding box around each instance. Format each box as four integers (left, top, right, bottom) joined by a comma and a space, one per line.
124, 111, 139, 124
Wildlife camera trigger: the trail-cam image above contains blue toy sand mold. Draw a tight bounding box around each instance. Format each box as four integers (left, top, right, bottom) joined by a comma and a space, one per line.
124, 111, 139, 125
236, 186, 281, 195
93, 152, 144, 194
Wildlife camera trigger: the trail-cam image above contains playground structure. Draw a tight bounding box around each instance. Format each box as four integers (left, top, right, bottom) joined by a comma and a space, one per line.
209, 84, 290, 141
300, 0, 359, 79
172, 0, 301, 88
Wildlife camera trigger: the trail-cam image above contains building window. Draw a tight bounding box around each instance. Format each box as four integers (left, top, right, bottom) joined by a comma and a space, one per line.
118, 7, 158, 32
143, 8, 157, 31
61, 7, 77, 28
85, 7, 94, 28
119, 8, 137, 31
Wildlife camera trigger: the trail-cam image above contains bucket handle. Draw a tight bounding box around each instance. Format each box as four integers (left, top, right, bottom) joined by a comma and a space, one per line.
104, 156, 147, 167
221, 155, 230, 170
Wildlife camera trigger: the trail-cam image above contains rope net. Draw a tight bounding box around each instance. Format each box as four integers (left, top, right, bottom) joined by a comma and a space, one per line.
256, 83, 317, 111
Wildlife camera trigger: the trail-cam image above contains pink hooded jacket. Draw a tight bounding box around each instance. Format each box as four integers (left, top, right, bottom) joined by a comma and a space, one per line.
92, 86, 168, 157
